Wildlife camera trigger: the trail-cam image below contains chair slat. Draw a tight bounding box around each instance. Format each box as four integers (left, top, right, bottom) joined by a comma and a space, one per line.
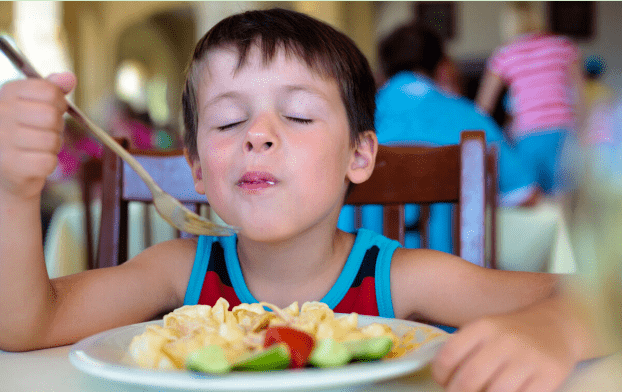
345, 130, 495, 268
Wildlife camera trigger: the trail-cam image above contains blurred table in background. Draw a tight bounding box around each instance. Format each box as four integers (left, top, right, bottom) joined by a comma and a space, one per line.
44, 200, 176, 278
496, 199, 576, 273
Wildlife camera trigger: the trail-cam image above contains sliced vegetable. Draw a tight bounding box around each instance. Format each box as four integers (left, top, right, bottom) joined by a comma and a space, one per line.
343, 336, 394, 361
308, 338, 352, 368
186, 345, 231, 374
233, 343, 290, 371
263, 326, 315, 368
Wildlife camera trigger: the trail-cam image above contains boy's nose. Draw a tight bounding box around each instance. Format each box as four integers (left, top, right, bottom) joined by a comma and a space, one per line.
243, 116, 279, 153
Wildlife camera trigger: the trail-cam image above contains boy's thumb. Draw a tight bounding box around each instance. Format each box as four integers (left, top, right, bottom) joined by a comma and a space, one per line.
46, 71, 77, 95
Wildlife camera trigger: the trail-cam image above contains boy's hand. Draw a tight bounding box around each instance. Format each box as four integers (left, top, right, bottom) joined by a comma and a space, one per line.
0, 72, 76, 200
431, 307, 578, 392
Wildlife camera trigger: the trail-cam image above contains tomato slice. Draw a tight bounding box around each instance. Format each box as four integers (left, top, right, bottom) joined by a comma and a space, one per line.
263, 326, 315, 368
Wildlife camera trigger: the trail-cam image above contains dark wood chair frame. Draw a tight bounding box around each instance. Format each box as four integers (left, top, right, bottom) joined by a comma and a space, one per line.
94, 131, 498, 269
96, 139, 207, 269
345, 130, 497, 268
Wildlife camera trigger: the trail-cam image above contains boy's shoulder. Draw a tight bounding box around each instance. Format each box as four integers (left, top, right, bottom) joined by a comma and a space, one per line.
128, 237, 199, 297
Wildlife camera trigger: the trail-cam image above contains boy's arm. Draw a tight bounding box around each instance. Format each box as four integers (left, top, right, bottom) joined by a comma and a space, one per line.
0, 75, 74, 350
0, 75, 192, 351
391, 249, 611, 392
432, 291, 608, 392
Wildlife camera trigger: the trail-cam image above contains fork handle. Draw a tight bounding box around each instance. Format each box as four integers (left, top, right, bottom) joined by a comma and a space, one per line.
65, 103, 164, 194
0, 35, 164, 195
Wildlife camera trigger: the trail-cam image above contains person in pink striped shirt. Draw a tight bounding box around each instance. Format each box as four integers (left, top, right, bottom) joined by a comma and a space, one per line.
476, 2, 584, 196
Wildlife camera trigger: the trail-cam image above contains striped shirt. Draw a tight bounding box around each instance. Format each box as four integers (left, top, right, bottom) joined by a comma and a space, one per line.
488, 33, 580, 138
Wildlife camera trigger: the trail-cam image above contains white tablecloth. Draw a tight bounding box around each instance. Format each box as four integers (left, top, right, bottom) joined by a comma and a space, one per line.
0, 345, 620, 392
44, 200, 177, 278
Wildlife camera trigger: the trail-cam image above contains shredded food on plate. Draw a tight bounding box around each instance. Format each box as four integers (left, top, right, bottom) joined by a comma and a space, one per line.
127, 297, 443, 370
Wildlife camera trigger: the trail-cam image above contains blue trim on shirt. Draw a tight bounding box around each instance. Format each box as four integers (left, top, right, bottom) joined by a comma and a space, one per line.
221, 234, 257, 304
373, 233, 401, 318
185, 229, 401, 315
183, 235, 212, 305
320, 229, 376, 308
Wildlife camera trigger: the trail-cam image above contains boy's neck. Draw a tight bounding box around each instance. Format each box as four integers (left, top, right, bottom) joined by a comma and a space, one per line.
236, 227, 355, 308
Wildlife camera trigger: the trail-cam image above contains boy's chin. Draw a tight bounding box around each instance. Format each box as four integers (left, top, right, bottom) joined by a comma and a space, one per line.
233, 222, 299, 243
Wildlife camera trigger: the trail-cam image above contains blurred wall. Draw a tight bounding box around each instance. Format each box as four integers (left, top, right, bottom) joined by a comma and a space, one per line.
58, 1, 376, 130
0, 2, 11, 32
6, 1, 621, 131
377, 1, 622, 93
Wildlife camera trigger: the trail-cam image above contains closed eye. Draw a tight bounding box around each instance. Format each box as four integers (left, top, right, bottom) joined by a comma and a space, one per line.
286, 117, 313, 125
217, 120, 245, 131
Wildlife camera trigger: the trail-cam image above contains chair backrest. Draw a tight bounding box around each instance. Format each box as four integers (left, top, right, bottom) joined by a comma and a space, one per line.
96, 139, 208, 269
345, 130, 497, 268
78, 156, 103, 270
96, 132, 498, 269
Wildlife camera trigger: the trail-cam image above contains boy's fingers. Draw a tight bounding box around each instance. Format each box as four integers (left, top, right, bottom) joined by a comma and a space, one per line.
522, 371, 566, 392
15, 100, 66, 130
444, 342, 510, 392
485, 361, 535, 392
45, 71, 76, 95
431, 320, 497, 386
13, 126, 63, 154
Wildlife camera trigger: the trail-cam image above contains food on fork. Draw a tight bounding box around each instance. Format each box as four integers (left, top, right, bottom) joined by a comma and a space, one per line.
127, 298, 442, 373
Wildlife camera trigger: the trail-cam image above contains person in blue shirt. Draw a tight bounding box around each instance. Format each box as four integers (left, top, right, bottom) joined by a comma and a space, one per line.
340, 23, 539, 253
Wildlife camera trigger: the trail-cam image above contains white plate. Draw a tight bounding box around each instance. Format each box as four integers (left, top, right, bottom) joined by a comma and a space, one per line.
69, 315, 448, 391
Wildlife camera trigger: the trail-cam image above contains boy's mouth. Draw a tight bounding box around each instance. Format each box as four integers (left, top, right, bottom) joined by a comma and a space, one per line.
237, 171, 278, 191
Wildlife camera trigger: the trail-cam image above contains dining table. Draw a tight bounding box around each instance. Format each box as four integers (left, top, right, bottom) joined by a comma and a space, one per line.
1, 344, 621, 392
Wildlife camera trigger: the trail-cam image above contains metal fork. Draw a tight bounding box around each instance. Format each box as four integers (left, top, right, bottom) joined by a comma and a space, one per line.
0, 35, 237, 236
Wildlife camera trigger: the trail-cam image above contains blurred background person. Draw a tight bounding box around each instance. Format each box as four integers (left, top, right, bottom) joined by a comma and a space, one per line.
338, 22, 538, 255
433, 54, 463, 97
475, 1, 584, 198
583, 55, 614, 113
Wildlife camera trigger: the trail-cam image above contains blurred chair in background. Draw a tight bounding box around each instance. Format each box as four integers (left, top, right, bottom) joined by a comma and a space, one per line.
345, 131, 495, 268
349, 21, 536, 262
96, 139, 208, 269
79, 156, 103, 270
42, 118, 103, 245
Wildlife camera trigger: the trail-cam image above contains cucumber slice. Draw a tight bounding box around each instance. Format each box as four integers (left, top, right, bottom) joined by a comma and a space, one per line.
232, 343, 291, 371
186, 345, 231, 374
308, 338, 352, 368
343, 336, 394, 361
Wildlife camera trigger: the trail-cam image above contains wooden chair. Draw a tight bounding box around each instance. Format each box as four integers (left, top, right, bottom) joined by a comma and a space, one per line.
345, 130, 497, 268
95, 132, 498, 269
96, 139, 209, 269
78, 156, 103, 270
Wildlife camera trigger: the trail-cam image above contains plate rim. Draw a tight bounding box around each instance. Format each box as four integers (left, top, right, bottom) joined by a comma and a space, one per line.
69, 314, 448, 391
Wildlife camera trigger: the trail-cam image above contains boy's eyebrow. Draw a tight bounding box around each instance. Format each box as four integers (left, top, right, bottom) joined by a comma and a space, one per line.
203, 91, 242, 109
203, 84, 332, 111
282, 84, 331, 101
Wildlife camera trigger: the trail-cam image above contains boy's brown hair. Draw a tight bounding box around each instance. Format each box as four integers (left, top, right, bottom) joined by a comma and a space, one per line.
182, 8, 376, 160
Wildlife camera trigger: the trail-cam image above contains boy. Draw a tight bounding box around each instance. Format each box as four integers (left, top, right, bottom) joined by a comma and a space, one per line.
0, 8, 606, 392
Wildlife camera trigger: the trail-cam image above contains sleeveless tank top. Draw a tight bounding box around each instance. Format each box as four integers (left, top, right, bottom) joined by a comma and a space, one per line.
183, 228, 401, 318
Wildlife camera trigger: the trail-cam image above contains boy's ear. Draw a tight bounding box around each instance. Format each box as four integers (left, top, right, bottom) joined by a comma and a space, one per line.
183, 148, 206, 195
346, 130, 378, 184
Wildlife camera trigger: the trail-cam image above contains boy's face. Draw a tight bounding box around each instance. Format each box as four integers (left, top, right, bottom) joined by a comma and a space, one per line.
189, 45, 376, 241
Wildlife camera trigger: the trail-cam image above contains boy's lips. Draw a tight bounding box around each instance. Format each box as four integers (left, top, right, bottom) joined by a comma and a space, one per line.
236, 171, 278, 191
